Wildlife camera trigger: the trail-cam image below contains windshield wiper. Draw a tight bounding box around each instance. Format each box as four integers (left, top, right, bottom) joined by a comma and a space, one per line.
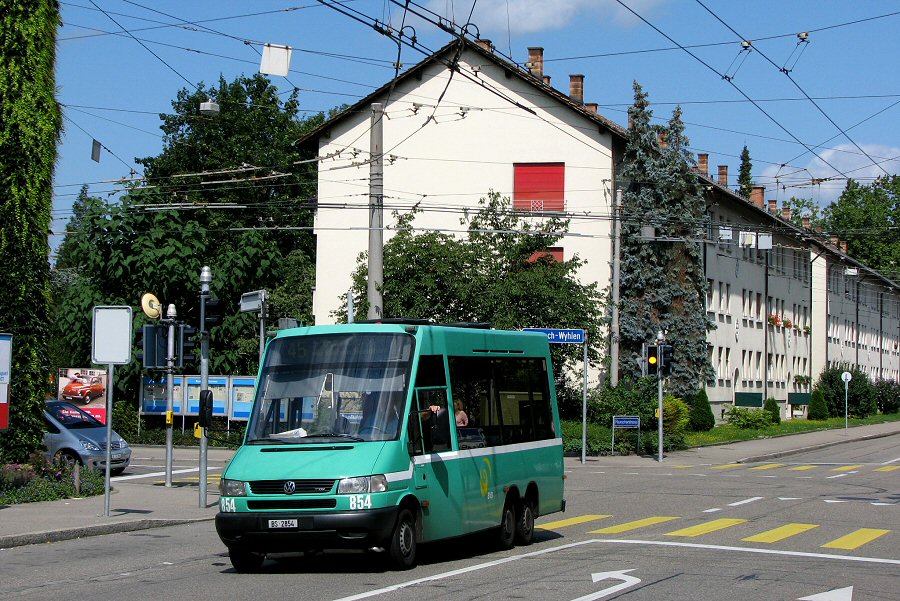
303, 433, 365, 442
247, 438, 287, 444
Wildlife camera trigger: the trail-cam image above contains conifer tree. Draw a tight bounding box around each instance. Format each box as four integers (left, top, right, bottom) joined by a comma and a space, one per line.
738, 145, 753, 199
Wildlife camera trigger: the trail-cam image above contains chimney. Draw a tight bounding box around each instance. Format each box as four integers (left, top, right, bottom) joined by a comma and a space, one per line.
830, 235, 840, 246
475, 38, 493, 52
781, 206, 792, 221
527, 47, 544, 78
802, 216, 811, 229
569, 74, 584, 104
768, 199, 777, 213
696, 153, 708, 177
840, 240, 848, 253
717, 165, 728, 186
750, 186, 765, 208
543, 75, 551, 86
585, 102, 598, 114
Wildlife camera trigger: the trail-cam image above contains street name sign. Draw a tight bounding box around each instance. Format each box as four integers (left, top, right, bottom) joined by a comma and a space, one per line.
524, 327, 586, 344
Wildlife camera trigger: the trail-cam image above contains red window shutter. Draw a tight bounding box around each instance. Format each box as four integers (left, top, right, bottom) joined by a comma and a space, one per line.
514, 163, 564, 212
528, 247, 564, 263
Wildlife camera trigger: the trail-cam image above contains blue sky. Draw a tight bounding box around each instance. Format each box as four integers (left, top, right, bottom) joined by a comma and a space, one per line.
53, 1, 900, 253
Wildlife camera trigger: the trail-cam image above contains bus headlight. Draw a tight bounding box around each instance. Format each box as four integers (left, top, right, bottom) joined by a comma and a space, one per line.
337, 475, 388, 494
220, 479, 247, 497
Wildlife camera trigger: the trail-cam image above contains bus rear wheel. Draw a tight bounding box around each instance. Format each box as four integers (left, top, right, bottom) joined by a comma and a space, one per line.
229, 548, 264, 573
515, 499, 535, 546
388, 509, 417, 570
498, 499, 516, 550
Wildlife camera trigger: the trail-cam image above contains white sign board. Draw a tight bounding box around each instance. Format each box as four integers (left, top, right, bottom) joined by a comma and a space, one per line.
0, 333, 11, 384
841, 371, 852, 383
92, 306, 133, 365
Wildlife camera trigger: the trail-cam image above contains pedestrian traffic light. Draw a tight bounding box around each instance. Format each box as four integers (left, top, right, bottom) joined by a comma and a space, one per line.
646, 345, 659, 376
178, 324, 197, 368
198, 389, 213, 428
138, 324, 168, 369
202, 295, 221, 332
659, 344, 674, 376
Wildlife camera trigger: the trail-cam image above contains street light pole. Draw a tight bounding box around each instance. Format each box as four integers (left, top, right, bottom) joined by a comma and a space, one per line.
165, 303, 176, 487
657, 330, 665, 463
199, 266, 211, 507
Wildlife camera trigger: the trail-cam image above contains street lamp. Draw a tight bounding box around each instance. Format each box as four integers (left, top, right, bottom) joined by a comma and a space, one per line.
199, 266, 212, 507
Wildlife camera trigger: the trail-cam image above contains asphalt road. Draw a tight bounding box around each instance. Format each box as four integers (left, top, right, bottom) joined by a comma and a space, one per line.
2, 440, 897, 601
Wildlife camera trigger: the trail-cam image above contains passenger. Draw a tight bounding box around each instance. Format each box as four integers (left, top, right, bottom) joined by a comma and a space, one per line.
454, 399, 468, 427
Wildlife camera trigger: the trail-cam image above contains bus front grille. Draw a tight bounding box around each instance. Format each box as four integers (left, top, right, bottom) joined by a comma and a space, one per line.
248, 479, 336, 495
247, 499, 338, 510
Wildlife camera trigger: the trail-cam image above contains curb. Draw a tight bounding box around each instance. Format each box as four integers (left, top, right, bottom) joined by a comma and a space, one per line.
737, 429, 900, 463
0, 517, 213, 550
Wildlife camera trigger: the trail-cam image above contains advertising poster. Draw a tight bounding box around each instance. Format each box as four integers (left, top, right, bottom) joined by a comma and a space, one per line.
140, 376, 183, 414
230, 377, 256, 420
186, 376, 228, 417
57, 368, 108, 423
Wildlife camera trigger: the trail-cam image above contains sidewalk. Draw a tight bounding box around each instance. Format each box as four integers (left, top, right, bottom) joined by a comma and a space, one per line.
1, 422, 898, 549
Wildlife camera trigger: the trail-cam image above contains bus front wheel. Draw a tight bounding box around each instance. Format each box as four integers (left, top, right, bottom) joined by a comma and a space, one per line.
498, 499, 516, 550
389, 509, 417, 570
229, 548, 264, 573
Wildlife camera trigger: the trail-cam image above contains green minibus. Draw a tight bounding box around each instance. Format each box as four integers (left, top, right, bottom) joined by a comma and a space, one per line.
215, 321, 566, 571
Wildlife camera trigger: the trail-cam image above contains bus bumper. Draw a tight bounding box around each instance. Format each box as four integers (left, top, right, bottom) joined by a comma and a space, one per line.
215, 507, 400, 552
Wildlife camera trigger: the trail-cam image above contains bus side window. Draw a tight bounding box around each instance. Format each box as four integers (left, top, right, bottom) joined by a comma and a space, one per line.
411, 354, 451, 453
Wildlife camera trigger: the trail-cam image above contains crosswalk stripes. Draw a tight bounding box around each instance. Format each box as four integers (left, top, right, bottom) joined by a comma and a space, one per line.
697, 463, 896, 474
830, 465, 863, 472
874, 466, 900, 472
538, 513, 893, 552
787, 465, 817, 471
747, 464, 785, 471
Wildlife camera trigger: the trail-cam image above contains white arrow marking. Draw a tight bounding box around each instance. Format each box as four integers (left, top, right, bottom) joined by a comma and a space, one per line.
798, 585, 853, 600
570, 569, 641, 601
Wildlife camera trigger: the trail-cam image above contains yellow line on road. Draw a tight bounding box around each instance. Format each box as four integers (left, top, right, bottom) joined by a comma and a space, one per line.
821, 528, 891, 550
590, 516, 680, 534
665, 518, 748, 537
742, 523, 819, 543
831, 465, 863, 472
875, 466, 900, 472
711, 464, 742, 470
748, 464, 784, 471
537, 515, 612, 530
787, 465, 817, 471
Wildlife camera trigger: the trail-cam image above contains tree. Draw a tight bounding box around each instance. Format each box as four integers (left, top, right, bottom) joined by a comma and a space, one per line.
0, 1, 62, 462
738, 145, 753, 199
822, 176, 900, 275
782, 197, 824, 229
688, 388, 715, 431
815, 366, 876, 418
50, 74, 323, 405
763, 396, 782, 425
617, 82, 713, 398
807, 388, 829, 420
343, 192, 605, 419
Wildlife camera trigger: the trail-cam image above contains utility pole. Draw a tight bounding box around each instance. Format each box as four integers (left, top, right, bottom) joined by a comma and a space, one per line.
656, 330, 665, 463
367, 102, 384, 320
165, 303, 176, 487
610, 189, 622, 386
199, 266, 211, 507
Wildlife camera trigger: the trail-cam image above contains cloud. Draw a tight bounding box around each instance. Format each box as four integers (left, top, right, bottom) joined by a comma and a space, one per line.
761, 143, 900, 205
421, 0, 667, 35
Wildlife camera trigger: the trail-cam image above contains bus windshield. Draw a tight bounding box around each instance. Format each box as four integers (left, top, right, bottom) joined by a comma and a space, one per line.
246, 333, 414, 444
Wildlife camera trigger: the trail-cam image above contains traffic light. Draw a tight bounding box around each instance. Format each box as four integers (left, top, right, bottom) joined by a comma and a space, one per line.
659, 344, 674, 376
201, 295, 221, 332
138, 324, 168, 369
178, 324, 197, 368
646, 345, 659, 376
198, 389, 213, 428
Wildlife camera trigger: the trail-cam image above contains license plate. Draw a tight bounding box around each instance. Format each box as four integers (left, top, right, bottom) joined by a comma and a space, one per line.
112, 453, 124, 460
268, 519, 297, 529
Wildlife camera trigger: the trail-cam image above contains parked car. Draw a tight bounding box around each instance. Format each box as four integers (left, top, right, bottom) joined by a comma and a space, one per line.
61, 376, 105, 404
43, 401, 131, 475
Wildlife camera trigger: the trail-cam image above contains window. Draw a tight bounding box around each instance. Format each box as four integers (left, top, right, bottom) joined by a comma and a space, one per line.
513, 163, 565, 212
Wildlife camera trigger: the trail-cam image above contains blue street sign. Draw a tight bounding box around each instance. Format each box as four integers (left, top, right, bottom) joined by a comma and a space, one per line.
613, 416, 640, 428
524, 328, 586, 344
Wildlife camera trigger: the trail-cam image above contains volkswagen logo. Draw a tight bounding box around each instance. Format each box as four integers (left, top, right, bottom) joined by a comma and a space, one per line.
283, 480, 297, 495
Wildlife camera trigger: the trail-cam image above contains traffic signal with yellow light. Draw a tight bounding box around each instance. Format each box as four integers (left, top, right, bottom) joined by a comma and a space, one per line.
646, 345, 659, 376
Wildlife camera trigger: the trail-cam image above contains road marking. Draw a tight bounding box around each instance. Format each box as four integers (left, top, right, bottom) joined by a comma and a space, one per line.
824, 500, 848, 504
111, 467, 222, 482
831, 465, 863, 472
879, 456, 900, 465
749, 464, 784, 471
538, 515, 612, 530
874, 466, 900, 472
589, 516, 679, 534
779, 497, 803, 500
821, 529, 891, 550
673, 465, 692, 469
665, 518, 748, 537
742, 523, 819, 543
689, 473, 708, 477
703, 508, 722, 513
728, 496, 764, 507
788, 465, 817, 471
827, 473, 849, 479
711, 463, 742, 469
595, 539, 900, 566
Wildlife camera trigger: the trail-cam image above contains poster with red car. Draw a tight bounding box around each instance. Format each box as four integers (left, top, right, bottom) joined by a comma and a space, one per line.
57, 368, 108, 423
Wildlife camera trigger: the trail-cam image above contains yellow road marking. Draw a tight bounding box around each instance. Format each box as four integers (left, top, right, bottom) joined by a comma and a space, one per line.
537, 514, 612, 530
743, 523, 819, 543
831, 465, 863, 472
788, 465, 817, 471
590, 516, 680, 534
821, 528, 891, 550
711, 464, 742, 470
748, 464, 784, 471
665, 518, 748, 537
673, 465, 693, 469
875, 466, 900, 472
